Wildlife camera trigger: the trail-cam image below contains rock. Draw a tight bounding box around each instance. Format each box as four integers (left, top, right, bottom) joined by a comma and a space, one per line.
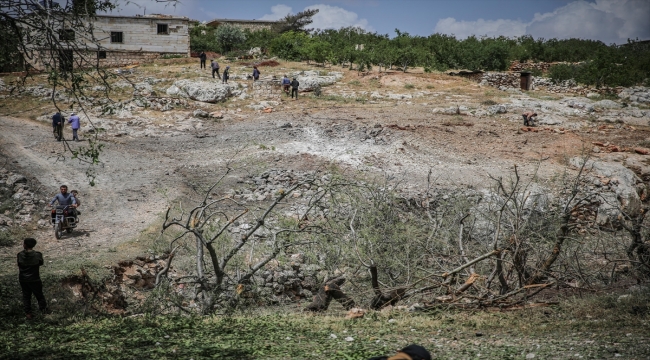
487, 104, 507, 115
594, 99, 622, 109
290, 253, 305, 263
345, 308, 366, 319
586, 92, 600, 99
6, 174, 26, 186
193, 109, 209, 118
291, 72, 343, 92
209, 112, 224, 119
166, 80, 237, 103
538, 116, 563, 125
571, 157, 642, 225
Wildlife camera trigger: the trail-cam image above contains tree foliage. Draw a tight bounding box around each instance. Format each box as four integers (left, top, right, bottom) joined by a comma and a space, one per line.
272, 8, 319, 33
214, 24, 246, 53
198, 24, 650, 86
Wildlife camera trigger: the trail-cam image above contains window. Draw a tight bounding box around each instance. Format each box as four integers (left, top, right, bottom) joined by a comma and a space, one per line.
157, 24, 168, 35
97, 51, 106, 59
110, 31, 123, 43
58, 50, 73, 72
59, 29, 75, 41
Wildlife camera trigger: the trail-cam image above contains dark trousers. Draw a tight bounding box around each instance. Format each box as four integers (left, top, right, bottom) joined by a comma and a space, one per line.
212, 68, 220, 79
54, 124, 63, 141
20, 280, 47, 314
291, 88, 298, 99
72, 128, 79, 141
523, 115, 534, 126
200, 60, 206, 69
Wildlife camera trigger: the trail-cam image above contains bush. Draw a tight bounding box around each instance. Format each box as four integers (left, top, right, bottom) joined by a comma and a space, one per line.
215, 24, 246, 54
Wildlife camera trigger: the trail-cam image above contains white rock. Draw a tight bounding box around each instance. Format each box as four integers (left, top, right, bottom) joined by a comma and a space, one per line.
166, 80, 237, 103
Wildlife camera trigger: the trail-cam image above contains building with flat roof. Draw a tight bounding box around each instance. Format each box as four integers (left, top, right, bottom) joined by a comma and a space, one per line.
25, 13, 190, 71
206, 18, 278, 32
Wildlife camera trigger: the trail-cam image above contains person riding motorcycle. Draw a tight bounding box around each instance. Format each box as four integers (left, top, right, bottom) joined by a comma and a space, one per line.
49, 185, 77, 219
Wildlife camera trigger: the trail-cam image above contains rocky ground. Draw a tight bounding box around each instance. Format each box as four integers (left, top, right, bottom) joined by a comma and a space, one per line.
1, 60, 650, 284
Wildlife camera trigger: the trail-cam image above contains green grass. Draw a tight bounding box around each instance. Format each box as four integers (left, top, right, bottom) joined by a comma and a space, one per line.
0, 287, 648, 359
404, 84, 415, 90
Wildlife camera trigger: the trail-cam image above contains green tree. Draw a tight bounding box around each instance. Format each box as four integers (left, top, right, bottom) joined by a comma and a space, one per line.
270, 31, 310, 61
272, 9, 319, 33
214, 24, 246, 53
190, 23, 219, 52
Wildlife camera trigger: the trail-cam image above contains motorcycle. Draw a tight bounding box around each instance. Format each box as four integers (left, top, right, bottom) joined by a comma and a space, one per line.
51, 205, 78, 239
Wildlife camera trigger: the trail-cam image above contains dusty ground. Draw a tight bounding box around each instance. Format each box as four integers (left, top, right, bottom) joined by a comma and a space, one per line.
1, 60, 650, 275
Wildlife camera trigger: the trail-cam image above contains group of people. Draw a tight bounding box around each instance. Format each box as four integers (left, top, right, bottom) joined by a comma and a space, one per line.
198, 51, 300, 98
51, 111, 80, 142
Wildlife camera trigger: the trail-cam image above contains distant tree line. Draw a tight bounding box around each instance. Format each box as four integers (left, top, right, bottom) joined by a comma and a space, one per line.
191, 12, 650, 88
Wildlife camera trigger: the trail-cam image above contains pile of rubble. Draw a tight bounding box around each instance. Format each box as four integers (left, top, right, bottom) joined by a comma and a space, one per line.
243, 253, 324, 302
618, 86, 650, 105
0, 169, 43, 227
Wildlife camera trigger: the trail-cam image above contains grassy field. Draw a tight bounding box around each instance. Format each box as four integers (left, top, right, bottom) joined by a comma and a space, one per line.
0, 282, 648, 359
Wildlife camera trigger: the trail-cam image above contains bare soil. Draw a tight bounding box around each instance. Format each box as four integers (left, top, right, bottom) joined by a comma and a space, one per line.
1, 61, 649, 274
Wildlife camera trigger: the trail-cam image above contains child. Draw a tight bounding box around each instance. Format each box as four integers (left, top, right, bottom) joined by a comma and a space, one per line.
71, 190, 81, 215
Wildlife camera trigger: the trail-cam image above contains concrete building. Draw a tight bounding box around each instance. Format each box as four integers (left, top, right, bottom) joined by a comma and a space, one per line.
90, 14, 190, 67
27, 13, 190, 70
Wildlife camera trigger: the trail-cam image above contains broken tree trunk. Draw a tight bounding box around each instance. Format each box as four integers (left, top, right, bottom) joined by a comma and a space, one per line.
369, 265, 408, 310
305, 277, 355, 312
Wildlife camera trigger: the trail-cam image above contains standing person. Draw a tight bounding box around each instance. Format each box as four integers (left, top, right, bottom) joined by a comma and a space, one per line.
282, 75, 291, 96
290, 77, 300, 100
199, 51, 207, 69
67, 112, 80, 141
252, 66, 260, 81
522, 111, 538, 126
17, 238, 49, 319
52, 111, 63, 141
211, 59, 220, 79
222, 66, 230, 84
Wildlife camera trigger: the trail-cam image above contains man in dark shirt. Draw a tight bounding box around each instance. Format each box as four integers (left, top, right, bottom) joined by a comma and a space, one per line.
199, 51, 207, 69
17, 238, 48, 319
52, 111, 63, 141
290, 77, 300, 100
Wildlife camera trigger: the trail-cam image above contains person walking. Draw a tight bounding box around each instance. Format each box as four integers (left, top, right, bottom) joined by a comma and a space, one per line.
522, 111, 538, 126
290, 77, 300, 100
52, 111, 63, 141
282, 75, 291, 96
222, 66, 230, 84
17, 238, 49, 319
252, 66, 261, 81
199, 51, 207, 69
68, 112, 80, 141
211, 59, 220, 79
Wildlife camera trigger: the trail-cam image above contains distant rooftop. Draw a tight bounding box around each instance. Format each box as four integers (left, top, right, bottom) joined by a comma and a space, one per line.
97, 13, 189, 21
206, 18, 279, 27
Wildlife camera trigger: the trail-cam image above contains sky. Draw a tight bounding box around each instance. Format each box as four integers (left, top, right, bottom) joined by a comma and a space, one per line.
100, 0, 650, 44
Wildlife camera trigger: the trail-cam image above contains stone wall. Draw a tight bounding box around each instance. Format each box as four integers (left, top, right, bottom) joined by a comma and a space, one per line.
479, 72, 622, 95
618, 87, 650, 105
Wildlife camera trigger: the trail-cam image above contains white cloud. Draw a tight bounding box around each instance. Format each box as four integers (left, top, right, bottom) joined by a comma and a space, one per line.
305, 4, 373, 31
259, 4, 292, 21
434, 0, 650, 44
434, 18, 526, 39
